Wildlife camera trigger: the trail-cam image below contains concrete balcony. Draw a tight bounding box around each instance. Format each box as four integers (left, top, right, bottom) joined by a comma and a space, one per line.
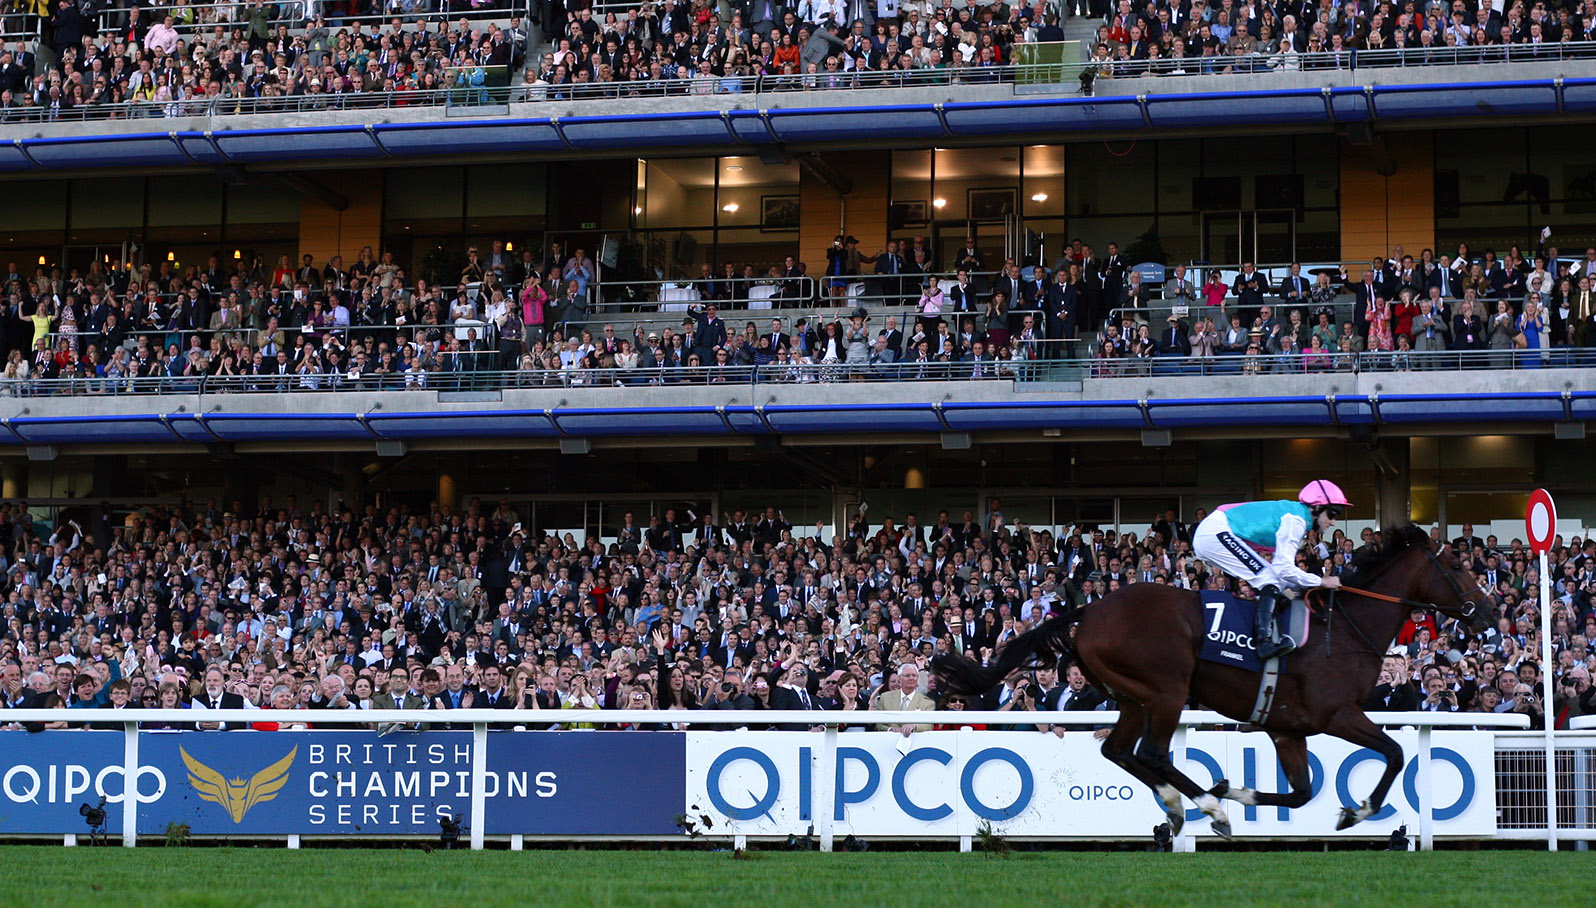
0, 353, 1589, 455
3, 49, 1596, 173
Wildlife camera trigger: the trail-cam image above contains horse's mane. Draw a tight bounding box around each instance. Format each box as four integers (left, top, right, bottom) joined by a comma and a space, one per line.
1343, 523, 1433, 582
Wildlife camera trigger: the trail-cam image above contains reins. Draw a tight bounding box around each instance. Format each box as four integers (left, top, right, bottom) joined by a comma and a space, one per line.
1315, 545, 1488, 658
1334, 584, 1433, 611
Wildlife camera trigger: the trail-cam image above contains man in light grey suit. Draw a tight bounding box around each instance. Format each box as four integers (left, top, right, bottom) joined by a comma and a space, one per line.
1163, 263, 1196, 304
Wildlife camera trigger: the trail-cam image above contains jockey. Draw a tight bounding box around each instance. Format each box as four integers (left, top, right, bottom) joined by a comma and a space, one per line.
1191, 480, 1350, 659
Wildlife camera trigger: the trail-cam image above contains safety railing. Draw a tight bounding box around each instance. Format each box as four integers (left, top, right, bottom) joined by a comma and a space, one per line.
7, 344, 1593, 395
9, 40, 1596, 125
0, 352, 1077, 395
1106, 301, 1357, 327
1065, 347, 1596, 377
0, 707, 1533, 851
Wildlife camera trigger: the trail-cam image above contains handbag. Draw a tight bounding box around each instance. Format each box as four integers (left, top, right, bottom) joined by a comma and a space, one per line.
1512, 332, 1528, 349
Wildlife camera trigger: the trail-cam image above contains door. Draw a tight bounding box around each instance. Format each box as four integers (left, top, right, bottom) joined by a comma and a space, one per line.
1201, 210, 1297, 265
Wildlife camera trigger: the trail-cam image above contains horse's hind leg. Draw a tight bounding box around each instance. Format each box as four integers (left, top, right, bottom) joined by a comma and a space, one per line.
1213, 732, 1313, 809
1098, 700, 1187, 835
1323, 708, 1404, 829
1134, 695, 1235, 838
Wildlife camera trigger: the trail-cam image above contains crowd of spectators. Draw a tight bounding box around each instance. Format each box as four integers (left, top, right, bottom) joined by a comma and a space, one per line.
5, 0, 1595, 120
0, 496, 1591, 732
1087, 239, 1596, 369
1079, 0, 1596, 76
4, 232, 1592, 388
1, 3, 530, 120
0, 233, 1078, 389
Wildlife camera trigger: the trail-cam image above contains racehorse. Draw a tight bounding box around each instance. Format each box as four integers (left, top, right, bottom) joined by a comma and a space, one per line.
933, 525, 1492, 836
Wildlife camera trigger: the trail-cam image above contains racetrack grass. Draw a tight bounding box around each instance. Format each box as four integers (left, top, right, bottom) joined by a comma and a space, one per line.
1, 847, 1586, 908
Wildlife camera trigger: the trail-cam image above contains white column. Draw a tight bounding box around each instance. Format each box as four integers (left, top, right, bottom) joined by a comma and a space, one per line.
1541, 550, 1557, 852
1172, 724, 1194, 852
816, 724, 839, 852
470, 723, 487, 851
1416, 725, 1433, 851
122, 722, 139, 847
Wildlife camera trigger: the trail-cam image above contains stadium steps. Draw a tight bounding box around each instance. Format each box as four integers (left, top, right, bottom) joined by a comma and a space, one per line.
1062, 14, 1101, 50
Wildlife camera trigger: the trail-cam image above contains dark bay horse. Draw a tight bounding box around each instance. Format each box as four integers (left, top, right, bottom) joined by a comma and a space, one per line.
934, 525, 1492, 836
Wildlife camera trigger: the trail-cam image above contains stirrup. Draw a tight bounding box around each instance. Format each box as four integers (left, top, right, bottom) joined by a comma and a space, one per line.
1257, 636, 1296, 660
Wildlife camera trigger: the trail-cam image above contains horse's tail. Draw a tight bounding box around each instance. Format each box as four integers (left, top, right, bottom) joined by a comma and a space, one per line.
932, 607, 1084, 697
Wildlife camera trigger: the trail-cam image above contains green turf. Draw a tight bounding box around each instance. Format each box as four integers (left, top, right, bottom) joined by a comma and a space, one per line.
2, 847, 1586, 908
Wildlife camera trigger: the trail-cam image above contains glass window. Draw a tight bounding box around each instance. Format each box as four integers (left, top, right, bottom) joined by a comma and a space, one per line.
387, 166, 464, 225
69, 178, 144, 233
467, 164, 547, 221
1023, 145, 1065, 220
147, 176, 223, 228
935, 146, 1020, 224
1068, 141, 1154, 217
644, 158, 715, 228
891, 148, 933, 233
718, 155, 798, 233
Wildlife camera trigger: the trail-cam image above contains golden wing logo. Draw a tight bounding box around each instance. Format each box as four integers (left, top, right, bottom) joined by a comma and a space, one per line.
180, 746, 297, 823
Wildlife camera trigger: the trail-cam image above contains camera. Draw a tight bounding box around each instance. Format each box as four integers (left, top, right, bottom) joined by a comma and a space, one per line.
720, 682, 735, 694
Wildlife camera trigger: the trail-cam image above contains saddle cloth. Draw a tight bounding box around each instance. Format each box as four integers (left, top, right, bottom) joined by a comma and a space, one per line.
1197, 590, 1311, 672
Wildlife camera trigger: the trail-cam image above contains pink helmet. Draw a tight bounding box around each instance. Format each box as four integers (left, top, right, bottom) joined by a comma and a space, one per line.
1299, 480, 1352, 508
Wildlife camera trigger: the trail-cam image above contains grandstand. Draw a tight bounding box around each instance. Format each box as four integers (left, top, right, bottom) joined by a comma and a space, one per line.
0, 0, 1595, 858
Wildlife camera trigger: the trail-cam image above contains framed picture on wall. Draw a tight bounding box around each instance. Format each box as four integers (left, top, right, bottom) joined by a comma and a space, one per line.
889, 200, 930, 229
968, 188, 1017, 221
761, 195, 801, 231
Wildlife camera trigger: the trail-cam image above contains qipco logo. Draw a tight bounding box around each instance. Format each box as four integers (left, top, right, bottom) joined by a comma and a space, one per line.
704, 745, 1034, 822
2, 763, 166, 806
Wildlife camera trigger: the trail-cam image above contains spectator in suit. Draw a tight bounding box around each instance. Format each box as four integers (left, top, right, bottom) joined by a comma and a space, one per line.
1163, 264, 1197, 304
1232, 261, 1271, 324
191, 666, 249, 730
1054, 663, 1106, 711
874, 662, 934, 734
1159, 314, 1192, 356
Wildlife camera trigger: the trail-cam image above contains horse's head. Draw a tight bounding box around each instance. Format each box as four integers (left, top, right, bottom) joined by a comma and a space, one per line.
1411, 537, 1494, 634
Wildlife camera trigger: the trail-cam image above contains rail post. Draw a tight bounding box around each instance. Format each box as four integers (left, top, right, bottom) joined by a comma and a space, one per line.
471, 722, 488, 850
1172, 723, 1194, 852
122, 721, 139, 847
1416, 725, 1433, 850
816, 723, 839, 852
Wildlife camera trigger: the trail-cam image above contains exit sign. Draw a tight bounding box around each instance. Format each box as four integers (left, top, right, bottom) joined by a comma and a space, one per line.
581, 221, 597, 229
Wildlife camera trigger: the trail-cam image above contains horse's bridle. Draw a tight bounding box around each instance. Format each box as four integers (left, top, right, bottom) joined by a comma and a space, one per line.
1337, 546, 1491, 626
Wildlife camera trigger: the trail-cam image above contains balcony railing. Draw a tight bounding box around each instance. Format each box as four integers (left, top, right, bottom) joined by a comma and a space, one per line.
5, 348, 1591, 397
6, 41, 1596, 126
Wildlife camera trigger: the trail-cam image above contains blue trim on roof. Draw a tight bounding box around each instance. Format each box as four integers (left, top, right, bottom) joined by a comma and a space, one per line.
2, 390, 1590, 445
3, 78, 1587, 171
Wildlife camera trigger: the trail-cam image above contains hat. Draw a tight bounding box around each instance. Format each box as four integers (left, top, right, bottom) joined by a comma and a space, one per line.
305, 552, 320, 564
850, 307, 869, 320
647, 332, 660, 341
825, 670, 847, 683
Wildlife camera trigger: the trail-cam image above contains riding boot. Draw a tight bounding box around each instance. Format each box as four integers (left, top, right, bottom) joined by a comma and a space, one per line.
1254, 585, 1293, 660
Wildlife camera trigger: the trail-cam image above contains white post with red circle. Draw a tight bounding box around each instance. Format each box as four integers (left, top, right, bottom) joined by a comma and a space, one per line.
1526, 488, 1557, 851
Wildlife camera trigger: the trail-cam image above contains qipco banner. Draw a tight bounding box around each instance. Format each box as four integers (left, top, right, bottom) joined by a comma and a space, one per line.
684, 730, 1496, 838
0, 731, 685, 836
